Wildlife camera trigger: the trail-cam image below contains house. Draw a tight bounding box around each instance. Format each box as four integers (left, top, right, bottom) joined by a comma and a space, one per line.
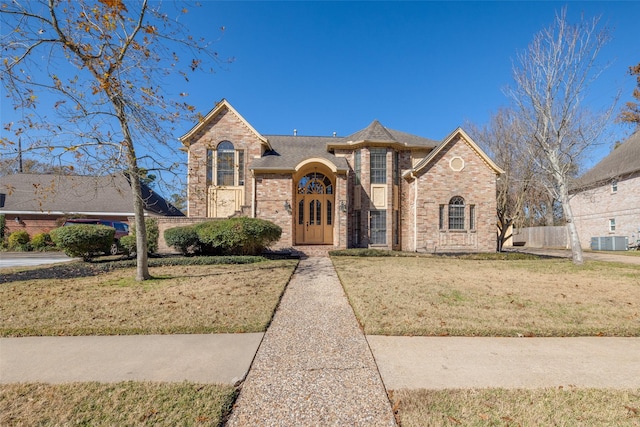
180, 99, 504, 252
0, 173, 184, 237
570, 131, 640, 249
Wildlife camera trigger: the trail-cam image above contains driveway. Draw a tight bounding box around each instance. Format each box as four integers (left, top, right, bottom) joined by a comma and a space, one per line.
0, 252, 75, 268
511, 247, 640, 265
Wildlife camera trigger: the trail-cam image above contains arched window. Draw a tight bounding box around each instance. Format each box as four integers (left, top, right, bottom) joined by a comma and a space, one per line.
206, 141, 245, 186
217, 141, 235, 186
448, 196, 465, 230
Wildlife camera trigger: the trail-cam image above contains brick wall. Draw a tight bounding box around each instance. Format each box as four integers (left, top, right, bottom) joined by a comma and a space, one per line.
570, 174, 640, 248
255, 173, 293, 248
412, 136, 497, 253
186, 107, 264, 218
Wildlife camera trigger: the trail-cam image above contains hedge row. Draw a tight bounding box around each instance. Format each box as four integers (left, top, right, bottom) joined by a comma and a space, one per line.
164, 218, 282, 256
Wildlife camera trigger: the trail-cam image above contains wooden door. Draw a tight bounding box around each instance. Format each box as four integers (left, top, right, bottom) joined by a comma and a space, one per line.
295, 172, 334, 244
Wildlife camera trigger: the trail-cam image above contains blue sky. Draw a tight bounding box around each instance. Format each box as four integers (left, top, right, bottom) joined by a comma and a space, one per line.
179, 1, 638, 169
2, 1, 638, 180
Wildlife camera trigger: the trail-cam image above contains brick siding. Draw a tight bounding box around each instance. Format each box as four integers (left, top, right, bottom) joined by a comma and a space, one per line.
570, 174, 640, 248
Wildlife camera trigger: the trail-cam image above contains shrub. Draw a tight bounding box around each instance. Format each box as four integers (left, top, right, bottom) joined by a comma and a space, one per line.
119, 234, 136, 255
31, 232, 53, 251
164, 226, 200, 255
0, 214, 5, 240
125, 218, 159, 255
50, 224, 114, 261
8, 230, 30, 251
196, 217, 282, 255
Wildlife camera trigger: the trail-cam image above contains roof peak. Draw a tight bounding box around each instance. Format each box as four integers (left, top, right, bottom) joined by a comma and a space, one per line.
344, 119, 396, 142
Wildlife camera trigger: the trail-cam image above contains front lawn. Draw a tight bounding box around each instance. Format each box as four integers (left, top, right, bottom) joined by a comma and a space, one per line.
0, 259, 297, 337
333, 256, 640, 337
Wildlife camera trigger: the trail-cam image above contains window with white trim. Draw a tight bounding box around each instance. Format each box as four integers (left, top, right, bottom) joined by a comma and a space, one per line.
609, 218, 616, 232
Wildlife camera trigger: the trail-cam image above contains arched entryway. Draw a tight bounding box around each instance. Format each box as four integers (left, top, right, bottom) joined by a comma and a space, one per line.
295, 171, 334, 244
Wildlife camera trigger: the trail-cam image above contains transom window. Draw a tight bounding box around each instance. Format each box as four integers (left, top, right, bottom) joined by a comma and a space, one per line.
297, 172, 333, 194
206, 141, 244, 186
448, 196, 465, 230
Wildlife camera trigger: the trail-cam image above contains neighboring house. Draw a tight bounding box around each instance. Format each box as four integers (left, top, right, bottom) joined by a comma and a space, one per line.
180, 99, 503, 252
570, 131, 640, 249
0, 173, 184, 237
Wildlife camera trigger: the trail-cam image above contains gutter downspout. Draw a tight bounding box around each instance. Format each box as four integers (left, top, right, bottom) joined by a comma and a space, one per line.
412, 172, 418, 252
251, 173, 256, 218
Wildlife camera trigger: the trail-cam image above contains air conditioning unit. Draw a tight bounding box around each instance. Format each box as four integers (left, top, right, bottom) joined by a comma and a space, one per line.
590, 236, 629, 251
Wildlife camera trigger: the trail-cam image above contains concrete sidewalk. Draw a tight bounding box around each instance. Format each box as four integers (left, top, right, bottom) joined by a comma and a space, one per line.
369, 336, 640, 389
3, 334, 638, 390
0, 334, 262, 385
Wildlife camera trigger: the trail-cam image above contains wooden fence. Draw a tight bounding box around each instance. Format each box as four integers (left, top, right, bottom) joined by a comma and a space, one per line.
511, 226, 569, 249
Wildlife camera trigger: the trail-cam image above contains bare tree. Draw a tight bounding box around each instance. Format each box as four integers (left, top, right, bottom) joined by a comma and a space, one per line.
507, 8, 616, 265
469, 108, 548, 251
1, 0, 223, 279
618, 62, 640, 129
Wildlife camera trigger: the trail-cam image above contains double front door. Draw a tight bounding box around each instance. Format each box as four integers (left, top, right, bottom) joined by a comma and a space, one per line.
295, 172, 334, 244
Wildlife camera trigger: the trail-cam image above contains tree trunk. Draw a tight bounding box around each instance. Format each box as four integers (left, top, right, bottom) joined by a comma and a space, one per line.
115, 98, 150, 280
131, 174, 150, 281
556, 177, 584, 265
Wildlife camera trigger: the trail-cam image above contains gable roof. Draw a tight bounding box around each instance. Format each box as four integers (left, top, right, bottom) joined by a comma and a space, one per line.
179, 98, 271, 149
572, 131, 640, 191
0, 173, 184, 217
404, 127, 504, 179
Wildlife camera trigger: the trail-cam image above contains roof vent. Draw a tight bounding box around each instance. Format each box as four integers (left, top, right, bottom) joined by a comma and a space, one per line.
293, 129, 297, 136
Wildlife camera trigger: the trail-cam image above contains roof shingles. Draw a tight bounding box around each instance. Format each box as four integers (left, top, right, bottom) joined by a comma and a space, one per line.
0, 173, 183, 216
573, 131, 640, 190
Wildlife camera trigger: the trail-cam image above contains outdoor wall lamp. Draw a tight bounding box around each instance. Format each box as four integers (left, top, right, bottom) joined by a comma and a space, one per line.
14, 216, 21, 223
284, 200, 292, 214
339, 200, 347, 213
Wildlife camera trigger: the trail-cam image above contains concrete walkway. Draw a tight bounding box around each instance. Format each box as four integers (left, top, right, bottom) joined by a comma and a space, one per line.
226, 257, 396, 426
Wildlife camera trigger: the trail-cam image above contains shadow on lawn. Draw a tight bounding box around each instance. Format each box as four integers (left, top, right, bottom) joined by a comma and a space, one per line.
0, 262, 107, 284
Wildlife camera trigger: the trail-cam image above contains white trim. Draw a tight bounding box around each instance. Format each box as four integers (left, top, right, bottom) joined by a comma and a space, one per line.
180, 99, 271, 149
294, 158, 339, 173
